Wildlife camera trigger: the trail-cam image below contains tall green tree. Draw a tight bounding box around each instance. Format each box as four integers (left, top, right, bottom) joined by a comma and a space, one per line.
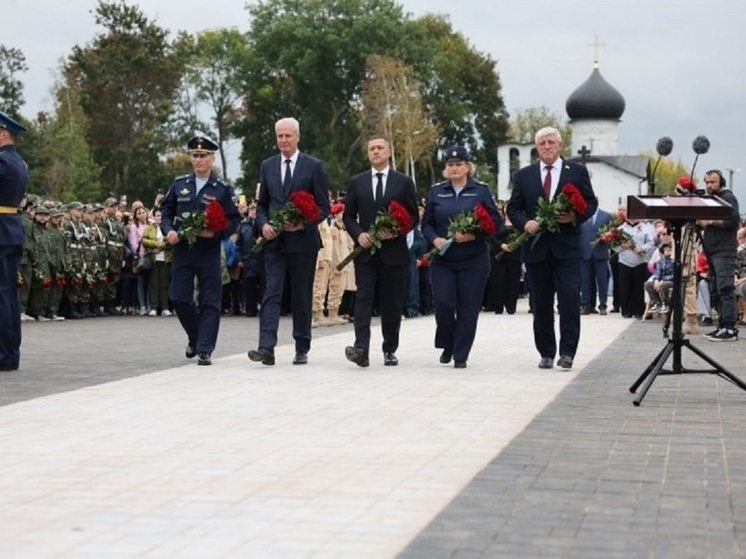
173, 29, 252, 180
408, 15, 508, 186
34, 69, 103, 202
0, 45, 27, 116
66, 1, 185, 200
239, 0, 419, 188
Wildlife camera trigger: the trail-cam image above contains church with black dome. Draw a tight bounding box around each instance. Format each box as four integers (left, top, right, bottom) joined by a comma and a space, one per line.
497, 58, 651, 210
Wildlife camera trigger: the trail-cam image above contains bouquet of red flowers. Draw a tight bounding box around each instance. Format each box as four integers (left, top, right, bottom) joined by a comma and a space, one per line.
497, 183, 587, 261
55, 272, 67, 288
422, 203, 496, 262
179, 199, 229, 248
336, 200, 413, 271
253, 191, 320, 253
590, 219, 623, 247
34, 269, 53, 289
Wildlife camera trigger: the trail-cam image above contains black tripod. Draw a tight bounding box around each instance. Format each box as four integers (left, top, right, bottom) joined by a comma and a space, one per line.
629, 218, 746, 406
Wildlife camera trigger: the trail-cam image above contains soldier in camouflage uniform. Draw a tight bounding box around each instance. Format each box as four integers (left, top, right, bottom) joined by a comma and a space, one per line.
45, 207, 68, 320
63, 202, 89, 318
27, 205, 53, 321
18, 195, 35, 322
86, 204, 109, 316
101, 198, 125, 315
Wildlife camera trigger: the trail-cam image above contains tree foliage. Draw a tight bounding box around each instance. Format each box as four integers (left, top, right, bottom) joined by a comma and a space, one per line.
238, 0, 507, 193
644, 152, 690, 194
0, 45, 28, 116
359, 55, 440, 186
33, 69, 103, 202
408, 15, 508, 185
509, 105, 572, 156
173, 29, 252, 180
66, 1, 185, 200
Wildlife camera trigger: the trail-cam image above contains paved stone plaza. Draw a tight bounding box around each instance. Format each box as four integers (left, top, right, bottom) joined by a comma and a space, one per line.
1, 303, 745, 558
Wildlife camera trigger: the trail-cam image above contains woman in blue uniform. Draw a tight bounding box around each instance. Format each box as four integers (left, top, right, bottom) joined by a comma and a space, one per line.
421, 146, 501, 368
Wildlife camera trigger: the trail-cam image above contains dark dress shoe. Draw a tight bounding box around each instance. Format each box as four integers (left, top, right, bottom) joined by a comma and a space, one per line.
383, 352, 398, 366
439, 349, 452, 364
197, 352, 212, 366
557, 355, 573, 369
345, 346, 369, 367
248, 348, 275, 366
579, 308, 591, 315
293, 351, 308, 365
454, 361, 467, 369
0, 363, 19, 372
185, 343, 197, 359
599, 308, 608, 315
538, 357, 554, 369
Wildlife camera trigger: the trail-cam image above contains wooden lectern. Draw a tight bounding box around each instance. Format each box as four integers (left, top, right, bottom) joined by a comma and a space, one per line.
626, 195, 746, 405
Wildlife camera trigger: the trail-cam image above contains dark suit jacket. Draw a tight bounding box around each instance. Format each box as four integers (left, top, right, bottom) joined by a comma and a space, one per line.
506, 159, 597, 263
580, 208, 612, 260
256, 151, 330, 254
343, 168, 419, 266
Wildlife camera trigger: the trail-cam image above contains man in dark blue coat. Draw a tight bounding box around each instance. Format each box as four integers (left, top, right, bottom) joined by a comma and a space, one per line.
160, 135, 240, 366
579, 203, 613, 314
0, 111, 29, 371
249, 117, 330, 366
507, 127, 597, 370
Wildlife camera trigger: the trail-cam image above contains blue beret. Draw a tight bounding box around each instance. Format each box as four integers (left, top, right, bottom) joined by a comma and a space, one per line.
0, 110, 26, 136
188, 135, 219, 153
445, 145, 469, 163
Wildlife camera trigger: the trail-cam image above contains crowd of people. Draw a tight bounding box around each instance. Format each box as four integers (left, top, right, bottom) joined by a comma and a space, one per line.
5, 115, 745, 373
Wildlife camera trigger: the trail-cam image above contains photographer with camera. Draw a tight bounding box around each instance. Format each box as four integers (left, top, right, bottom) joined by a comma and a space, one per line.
697, 170, 740, 341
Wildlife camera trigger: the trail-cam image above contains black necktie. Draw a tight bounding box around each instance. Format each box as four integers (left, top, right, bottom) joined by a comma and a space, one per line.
283, 159, 292, 194
375, 172, 384, 207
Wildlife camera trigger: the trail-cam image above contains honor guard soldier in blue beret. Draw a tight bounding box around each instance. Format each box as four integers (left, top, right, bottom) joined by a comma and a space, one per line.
160, 134, 240, 365
0, 110, 29, 371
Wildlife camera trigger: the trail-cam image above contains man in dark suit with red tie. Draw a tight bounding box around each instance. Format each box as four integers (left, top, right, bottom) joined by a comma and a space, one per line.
248, 117, 330, 366
342, 136, 419, 367
507, 127, 597, 370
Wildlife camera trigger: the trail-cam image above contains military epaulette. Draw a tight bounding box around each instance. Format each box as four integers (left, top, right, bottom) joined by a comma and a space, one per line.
215, 177, 232, 188
474, 181, 490, 188
430, 181, 448, 189
175, 174, 191, 181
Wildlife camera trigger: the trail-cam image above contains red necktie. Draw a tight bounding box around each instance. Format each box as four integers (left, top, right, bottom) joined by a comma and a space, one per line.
543, 165, 552, 198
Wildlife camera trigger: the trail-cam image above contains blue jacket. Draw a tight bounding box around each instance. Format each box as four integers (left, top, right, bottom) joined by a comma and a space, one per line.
0, 145, 29, 247
421, 178, 502, 262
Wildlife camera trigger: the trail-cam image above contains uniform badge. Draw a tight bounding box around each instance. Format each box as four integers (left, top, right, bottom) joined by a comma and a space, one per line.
180, 188, 190, 196
203, 194, 216, 201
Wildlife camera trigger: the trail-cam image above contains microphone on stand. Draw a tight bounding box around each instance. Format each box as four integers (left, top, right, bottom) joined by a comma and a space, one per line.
650, 136, 673, 194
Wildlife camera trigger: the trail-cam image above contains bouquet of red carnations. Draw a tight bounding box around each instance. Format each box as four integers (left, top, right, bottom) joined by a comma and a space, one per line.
253, 191, 320, 253
336, 200, 413, 271
590, 220, 624, 247
496, 183, 587, 261
179, 199, 228, 248
422, 203, 496, 262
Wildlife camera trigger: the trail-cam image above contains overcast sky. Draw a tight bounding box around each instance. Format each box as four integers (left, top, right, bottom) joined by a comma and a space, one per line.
6, 0, 746, 203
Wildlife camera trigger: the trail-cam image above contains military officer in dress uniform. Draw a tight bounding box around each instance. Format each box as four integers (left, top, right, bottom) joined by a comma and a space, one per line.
102, 197, 125, 315
0, 110, 29, 371
160, 135, 240, 366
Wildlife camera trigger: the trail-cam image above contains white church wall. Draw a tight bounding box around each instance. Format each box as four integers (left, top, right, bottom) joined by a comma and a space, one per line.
571, 120, 620, 156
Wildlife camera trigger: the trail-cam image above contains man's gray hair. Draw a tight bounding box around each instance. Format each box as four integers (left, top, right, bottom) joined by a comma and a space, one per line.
275, 117, 300, 134
534, 127, 562, 144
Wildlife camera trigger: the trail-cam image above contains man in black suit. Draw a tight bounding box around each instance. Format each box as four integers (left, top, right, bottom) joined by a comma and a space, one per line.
507, 127, 597, 370
342, 136, 419, 367
248, 117, 330, 366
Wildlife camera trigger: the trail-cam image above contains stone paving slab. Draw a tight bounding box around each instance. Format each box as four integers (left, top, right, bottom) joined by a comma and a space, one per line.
399, 316, 746, 559
0, 303, 630, 557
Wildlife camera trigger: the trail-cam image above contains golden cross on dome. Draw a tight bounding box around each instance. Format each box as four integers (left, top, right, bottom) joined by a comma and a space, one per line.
588, 35, 606, 69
